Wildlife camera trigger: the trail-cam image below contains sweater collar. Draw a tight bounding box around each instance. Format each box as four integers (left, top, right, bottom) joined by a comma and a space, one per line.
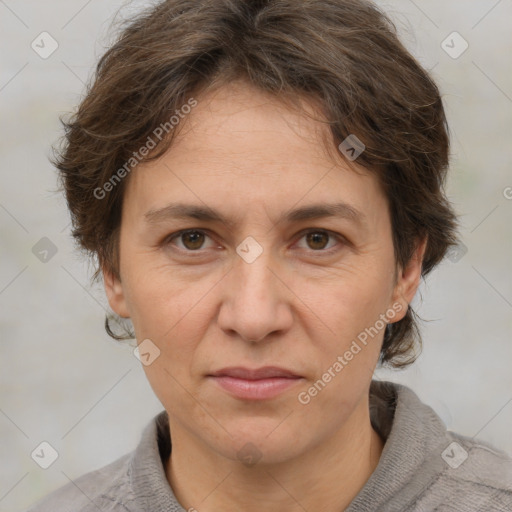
346, 379, 450, 510
129, 380, 449, 511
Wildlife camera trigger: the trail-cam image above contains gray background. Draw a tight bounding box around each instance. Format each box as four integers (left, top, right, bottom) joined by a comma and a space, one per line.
1, 1, 511, 510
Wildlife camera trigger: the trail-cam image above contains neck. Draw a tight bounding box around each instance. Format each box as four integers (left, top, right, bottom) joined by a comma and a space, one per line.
165, 399, 383, 512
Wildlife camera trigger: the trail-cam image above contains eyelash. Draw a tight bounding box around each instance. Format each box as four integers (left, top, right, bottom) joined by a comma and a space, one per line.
164, 228, 347, 257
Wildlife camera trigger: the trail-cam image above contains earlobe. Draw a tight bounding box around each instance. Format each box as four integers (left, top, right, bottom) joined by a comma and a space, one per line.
390, 236, 427, 319
103, 266, 131, 318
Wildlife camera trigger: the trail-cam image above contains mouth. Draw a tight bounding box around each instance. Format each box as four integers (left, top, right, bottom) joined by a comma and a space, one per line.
207, 366, 303, 400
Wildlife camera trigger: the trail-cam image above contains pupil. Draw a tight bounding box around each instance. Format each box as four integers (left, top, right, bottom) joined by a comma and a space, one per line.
183, 231, 204, 250
307, 232, 328, 250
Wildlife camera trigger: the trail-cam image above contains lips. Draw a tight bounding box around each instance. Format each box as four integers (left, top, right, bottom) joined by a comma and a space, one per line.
207, 366, 303, 400
208, 366, 301, 380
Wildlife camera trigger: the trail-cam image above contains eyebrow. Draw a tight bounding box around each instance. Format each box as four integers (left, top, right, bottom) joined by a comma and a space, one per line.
144, 201, 366, 229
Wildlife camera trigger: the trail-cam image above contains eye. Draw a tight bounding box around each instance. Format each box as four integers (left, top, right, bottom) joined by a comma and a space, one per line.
295, 229, 344, 253
164, 228, 346, 255
167, 229, 216, 251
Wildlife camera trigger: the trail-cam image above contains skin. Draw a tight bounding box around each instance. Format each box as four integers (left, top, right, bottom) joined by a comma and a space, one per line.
104, 79, 426, 512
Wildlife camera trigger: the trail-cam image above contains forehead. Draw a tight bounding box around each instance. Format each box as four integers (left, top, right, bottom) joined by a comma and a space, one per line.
170, 80, 341, 167
123, 80, 387, 228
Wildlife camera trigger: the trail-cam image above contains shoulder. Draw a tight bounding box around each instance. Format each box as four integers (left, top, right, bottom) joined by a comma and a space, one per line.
25, 452, 137, 512
403, 387, 512, 509
367, 380, 512, 510
430, 431, 512, 508
26, 410, 174, 512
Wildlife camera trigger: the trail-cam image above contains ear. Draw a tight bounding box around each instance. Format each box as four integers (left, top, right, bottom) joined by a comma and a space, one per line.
103, 266, 131, 318
389, 236, 427, 322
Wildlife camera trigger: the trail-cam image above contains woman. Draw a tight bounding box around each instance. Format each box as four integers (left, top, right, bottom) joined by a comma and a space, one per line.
28, 0, 512, 510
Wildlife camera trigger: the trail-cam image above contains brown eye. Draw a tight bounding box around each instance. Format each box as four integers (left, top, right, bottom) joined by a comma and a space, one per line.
295, 229, 344, 255
180, 230, 206, 250
305, 231, 330, 250
164, 229, 218, 255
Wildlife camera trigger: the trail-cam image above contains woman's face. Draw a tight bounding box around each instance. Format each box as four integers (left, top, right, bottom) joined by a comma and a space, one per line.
104, 80, 423, 465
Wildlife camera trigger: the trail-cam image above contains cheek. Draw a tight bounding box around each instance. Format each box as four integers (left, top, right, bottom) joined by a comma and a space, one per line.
293, 270, 392, 416
123, 262, 218, 385
296, 260, 395, 340
126, 267, 212, 409
121, 258, 202, 336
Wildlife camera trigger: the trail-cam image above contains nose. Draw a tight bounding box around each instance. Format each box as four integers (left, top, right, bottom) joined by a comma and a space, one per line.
216, 244, 293, 344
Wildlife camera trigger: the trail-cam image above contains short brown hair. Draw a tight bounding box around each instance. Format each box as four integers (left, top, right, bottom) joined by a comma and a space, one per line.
52, 0, 459, 368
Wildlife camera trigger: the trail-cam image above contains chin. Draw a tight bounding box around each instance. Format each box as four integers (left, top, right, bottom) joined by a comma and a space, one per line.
213, 421, 306, 466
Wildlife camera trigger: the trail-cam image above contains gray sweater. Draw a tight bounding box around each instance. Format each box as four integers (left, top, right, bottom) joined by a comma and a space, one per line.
27, 380, 512, 511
